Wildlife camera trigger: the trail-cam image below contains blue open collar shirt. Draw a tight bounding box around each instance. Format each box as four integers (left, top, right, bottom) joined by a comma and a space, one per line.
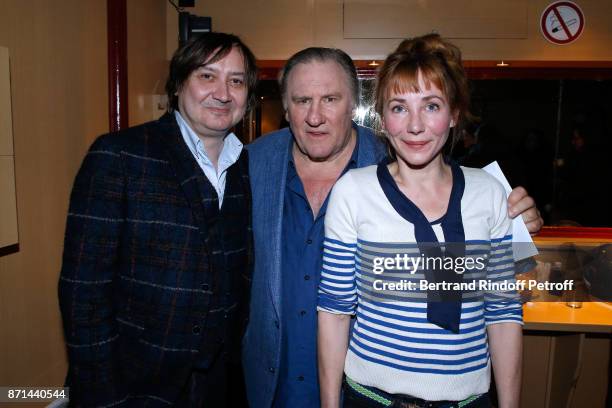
275, 135, 359, 408
174, 110, 243, 208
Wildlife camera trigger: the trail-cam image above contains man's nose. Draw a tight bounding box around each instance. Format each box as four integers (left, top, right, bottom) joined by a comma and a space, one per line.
212, 80, 231, 103
306, 101, 323, 126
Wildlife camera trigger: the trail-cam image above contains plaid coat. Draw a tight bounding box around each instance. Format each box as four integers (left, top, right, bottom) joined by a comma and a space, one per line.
58, 113, 252, 407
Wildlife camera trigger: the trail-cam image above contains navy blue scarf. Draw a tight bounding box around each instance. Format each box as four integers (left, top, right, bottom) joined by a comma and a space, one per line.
377, 159, 465, 333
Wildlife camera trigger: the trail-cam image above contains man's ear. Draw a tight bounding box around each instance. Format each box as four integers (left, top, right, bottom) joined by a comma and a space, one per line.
282, 99, 289, 123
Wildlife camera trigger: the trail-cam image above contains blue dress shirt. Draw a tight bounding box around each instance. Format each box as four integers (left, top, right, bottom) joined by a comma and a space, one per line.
274, 140, 359, 408
174, 110, 243, 208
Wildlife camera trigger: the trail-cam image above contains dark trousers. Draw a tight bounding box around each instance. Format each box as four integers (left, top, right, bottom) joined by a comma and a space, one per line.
175, 354, 247, 408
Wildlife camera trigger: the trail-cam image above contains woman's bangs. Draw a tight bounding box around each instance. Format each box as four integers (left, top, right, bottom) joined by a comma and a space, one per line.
386, 64, 446, 98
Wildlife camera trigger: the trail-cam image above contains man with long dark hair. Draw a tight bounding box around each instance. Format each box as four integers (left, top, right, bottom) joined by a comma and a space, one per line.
59, 32, 256, 407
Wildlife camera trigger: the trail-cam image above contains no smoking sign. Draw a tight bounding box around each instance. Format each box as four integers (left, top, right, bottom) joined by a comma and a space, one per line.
541, 1, 585, 45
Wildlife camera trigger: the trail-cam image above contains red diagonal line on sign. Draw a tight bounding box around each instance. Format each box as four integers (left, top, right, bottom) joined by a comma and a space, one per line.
552, 6, 573, 39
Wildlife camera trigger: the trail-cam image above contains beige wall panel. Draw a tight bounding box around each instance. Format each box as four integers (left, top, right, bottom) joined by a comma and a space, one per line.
0, 157, 18, 247
319, 0, 612, 60
313, 0, 398, 58
521, 334, 551, 408
0, 46, 18, 249
569, 335, 610, 408
0, 0, 108, 391
344, 0, 527, 39
128, 0, 168, 126
166, 0, 315, 59
167, 0, 612, 61
0, 46, 13, 155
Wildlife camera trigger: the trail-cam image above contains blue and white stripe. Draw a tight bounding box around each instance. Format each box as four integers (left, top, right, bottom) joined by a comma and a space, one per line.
318, 234, 521, 372
318, 238, 358, 314
317, 164, 524, 401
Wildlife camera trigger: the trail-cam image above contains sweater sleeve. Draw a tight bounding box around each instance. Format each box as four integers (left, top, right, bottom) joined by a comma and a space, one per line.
317, 172, 359, 315
483, 180, 524, 326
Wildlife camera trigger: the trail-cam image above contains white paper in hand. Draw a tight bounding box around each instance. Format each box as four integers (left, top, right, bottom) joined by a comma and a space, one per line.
482, 161, 539, 261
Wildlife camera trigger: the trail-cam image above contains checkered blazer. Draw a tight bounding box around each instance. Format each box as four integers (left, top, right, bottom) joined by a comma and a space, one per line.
58, 113, 252, 407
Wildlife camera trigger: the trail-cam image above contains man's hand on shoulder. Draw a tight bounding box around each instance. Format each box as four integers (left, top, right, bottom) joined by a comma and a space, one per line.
507, 186, 543, 235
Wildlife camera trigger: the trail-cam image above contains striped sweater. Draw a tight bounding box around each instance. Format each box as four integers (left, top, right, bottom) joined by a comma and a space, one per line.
317, 164, 522, 401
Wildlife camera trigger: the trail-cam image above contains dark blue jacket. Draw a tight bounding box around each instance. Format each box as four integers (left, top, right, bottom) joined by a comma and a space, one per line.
244, 125, 386, 407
